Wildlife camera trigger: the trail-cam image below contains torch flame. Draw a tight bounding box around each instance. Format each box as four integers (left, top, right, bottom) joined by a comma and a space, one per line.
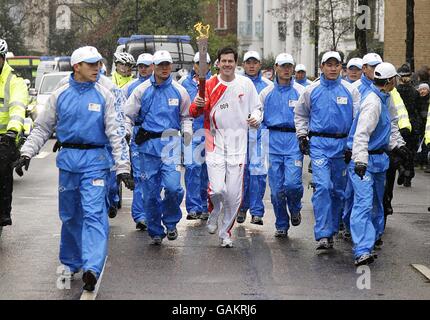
194, 22, 210, 40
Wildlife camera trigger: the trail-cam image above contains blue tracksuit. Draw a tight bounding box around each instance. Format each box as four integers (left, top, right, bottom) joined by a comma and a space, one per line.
343, 74, 374, 232
261, 78, 305, 231
179, 70, 211, 215
296, 77, 312, 87
124, 75, 151, 224
295, 74, 360, 241
347, 85, 391, 258
124, 74, 192, 238
21, 74, 130, 278
241, 72, 272, 217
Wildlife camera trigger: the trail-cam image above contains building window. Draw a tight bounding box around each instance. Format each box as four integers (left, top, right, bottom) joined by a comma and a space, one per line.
294, 21, 302, 38
246, 0, 253, 22
217, 0, 228, 30
278, 21, 287, 41
255, 21, 263, 39
239, 21, 252, 37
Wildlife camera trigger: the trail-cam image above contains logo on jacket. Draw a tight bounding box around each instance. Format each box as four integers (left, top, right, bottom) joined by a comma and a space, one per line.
313, 159, 325, 167
220, 103, 229, 110
168, 98, 179, 106
88, 103, 101, 112
337, 97, 348, 105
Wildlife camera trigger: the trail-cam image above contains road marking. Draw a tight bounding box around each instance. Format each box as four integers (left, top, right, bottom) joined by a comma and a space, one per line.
80, 256, 108, 300
34, 151, 51, 159
411, 264, 430, 281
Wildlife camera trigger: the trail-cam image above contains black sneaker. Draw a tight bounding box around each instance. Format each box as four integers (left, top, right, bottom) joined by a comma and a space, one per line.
108, 206, 117, 219
250, 216, 263, 225
374, 238, 383, 249
82, 270, 97, 292
403, 180, 411, 187
136, 221, 147, 231
236, 210, 247, 224
354, 253, 374, 266
316, 238, 332, 250
0, 217, 12, 227
167, 228, 178, 241
186, 212, 199, 220
291, 212, 301, 226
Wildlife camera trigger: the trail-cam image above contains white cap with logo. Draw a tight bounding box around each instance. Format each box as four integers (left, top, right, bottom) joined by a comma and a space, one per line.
347, 58, 363, 69
362, 53, 382, 66
193, 52, 211, 64
321, 51, 342, 64
137, 53, 154, 66
153, 50, 173, 65
243, 51, 261, 62
295, 64, 307, 72
374, 62, 399, 80
70, 46, 103, 66
275, 53, 294, 65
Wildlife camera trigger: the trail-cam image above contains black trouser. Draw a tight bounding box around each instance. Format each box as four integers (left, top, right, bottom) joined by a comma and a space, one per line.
0, 143, 17, 224
402, 132, 420, 183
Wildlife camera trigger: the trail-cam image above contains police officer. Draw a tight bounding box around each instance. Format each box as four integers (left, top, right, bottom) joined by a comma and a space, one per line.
112, 52, 136, 89
179, 52, 211, 221
295, 51, 360, 250
237, 51, 272, 225
124, 50, 192, 245
0, 38, 28, 228
348, 62, 407, 266
261, 53, 305, 237
15, 46, 133, 291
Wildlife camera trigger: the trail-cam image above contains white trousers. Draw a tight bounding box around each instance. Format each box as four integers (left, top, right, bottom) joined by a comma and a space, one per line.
206, 152, 246, 240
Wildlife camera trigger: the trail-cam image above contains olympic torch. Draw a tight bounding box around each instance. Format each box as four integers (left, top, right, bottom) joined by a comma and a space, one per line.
194, 22, 210, 99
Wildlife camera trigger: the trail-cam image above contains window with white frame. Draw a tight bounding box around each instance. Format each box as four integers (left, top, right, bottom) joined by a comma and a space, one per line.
217, 0, 228, 30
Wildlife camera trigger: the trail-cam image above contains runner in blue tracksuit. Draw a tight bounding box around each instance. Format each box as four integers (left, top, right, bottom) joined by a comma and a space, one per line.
15, 46, 133, 291
124, 50, 192, 245
122, 53, 154, 230
260, 53, 305, 237
342, 53, 382, 240
348, 62, 406, 266
345, 58, 363, 84
295, 51, 360, 250
178, 52, 211, 221
294, 64, 312, 87
237, 51, 272, 225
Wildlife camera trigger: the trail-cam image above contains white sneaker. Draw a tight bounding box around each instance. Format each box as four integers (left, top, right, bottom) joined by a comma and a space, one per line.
207, 222, 217, 234
220, 238, 233, 248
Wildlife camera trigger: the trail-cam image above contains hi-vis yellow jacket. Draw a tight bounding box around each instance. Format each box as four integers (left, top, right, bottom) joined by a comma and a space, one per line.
0, 61, 29, 134
111, 71, 134, 89
425, 103, 430, 146
391, 87, 412, 132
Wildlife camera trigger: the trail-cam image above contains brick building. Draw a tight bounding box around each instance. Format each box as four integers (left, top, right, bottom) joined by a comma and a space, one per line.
203, 0, 237, 36
384, 0, 430, 70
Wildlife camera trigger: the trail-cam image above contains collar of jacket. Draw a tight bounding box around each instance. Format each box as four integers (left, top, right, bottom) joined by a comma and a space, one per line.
139, 74, 151, 81
361, 74, 373, 87
274, 76, 294, 90
320, 74, 342, 87
0, 62, 13, 84
371, 83, 390, 104
69, 73, 97, 91
246, 72, 262, 83
150, 74, 173, 88
296, 77, 308, 86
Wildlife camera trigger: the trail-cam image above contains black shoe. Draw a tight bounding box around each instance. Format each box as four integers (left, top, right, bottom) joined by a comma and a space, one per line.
250, 215, 263, 225
167, 228, 178, 241
108, 206, 117, 219
82, 270, 97, 292
0, 217, 12, 227
397, 174, 405, 186
316, 238, 333, 250
354, 253, 374, 266
236, 210, 247, 224
186, 212, 199, 220
403, 180, 411, 187
291, 212, 301, 226
374, 238, 383, 249
136, 221, 147, 231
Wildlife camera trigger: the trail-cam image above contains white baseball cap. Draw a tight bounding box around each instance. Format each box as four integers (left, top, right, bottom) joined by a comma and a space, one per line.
137, 53, 153, 66
243, 51, 261, 62
275, 53, 294, 65
374, 62, 399, 80
362, 53, 382, 66
347, 58, 363, 69
70, 46, 103, 66
193, 52, 211, 64
153, 50, 173, 65
295, 64, 307, 72
321, 51, 342, 64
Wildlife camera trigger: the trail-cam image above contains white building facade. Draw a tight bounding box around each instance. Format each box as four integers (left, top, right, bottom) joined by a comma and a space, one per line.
237, 0, 384, 77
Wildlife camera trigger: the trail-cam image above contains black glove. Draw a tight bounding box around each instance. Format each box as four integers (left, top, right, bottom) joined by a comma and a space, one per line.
392, 145, 411, 163
53, 141, 62, 152
344, 149, 352, 164
1, 130, 17, 147
354, 162, 367, 180
125, 133, 131, 144
14, 155, 31, 177
117, 173, 135, 191
183, 132, 192, 147
399, 128, 411, 139
298, 136, 310, 155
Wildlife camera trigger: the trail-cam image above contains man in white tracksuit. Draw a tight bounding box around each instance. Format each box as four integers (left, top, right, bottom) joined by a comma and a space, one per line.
190, 47, 262, 248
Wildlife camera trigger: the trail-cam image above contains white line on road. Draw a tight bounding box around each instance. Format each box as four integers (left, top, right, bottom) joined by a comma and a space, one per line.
411, 264, 430, 281
80, 256, 108, 300
34, 151, 51, 159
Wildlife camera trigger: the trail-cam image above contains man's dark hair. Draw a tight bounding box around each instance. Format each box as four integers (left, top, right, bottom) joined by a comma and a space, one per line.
217, 47, 238, 63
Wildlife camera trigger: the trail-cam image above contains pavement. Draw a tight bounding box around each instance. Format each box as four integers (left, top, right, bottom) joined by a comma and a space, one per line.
0, 139, 429, 300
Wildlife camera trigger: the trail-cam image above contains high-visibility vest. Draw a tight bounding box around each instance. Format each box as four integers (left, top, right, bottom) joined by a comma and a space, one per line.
391, 87, 412, 132
425, 104, 430, 146
112, 71, 134, 89
0, 62, 29, 135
